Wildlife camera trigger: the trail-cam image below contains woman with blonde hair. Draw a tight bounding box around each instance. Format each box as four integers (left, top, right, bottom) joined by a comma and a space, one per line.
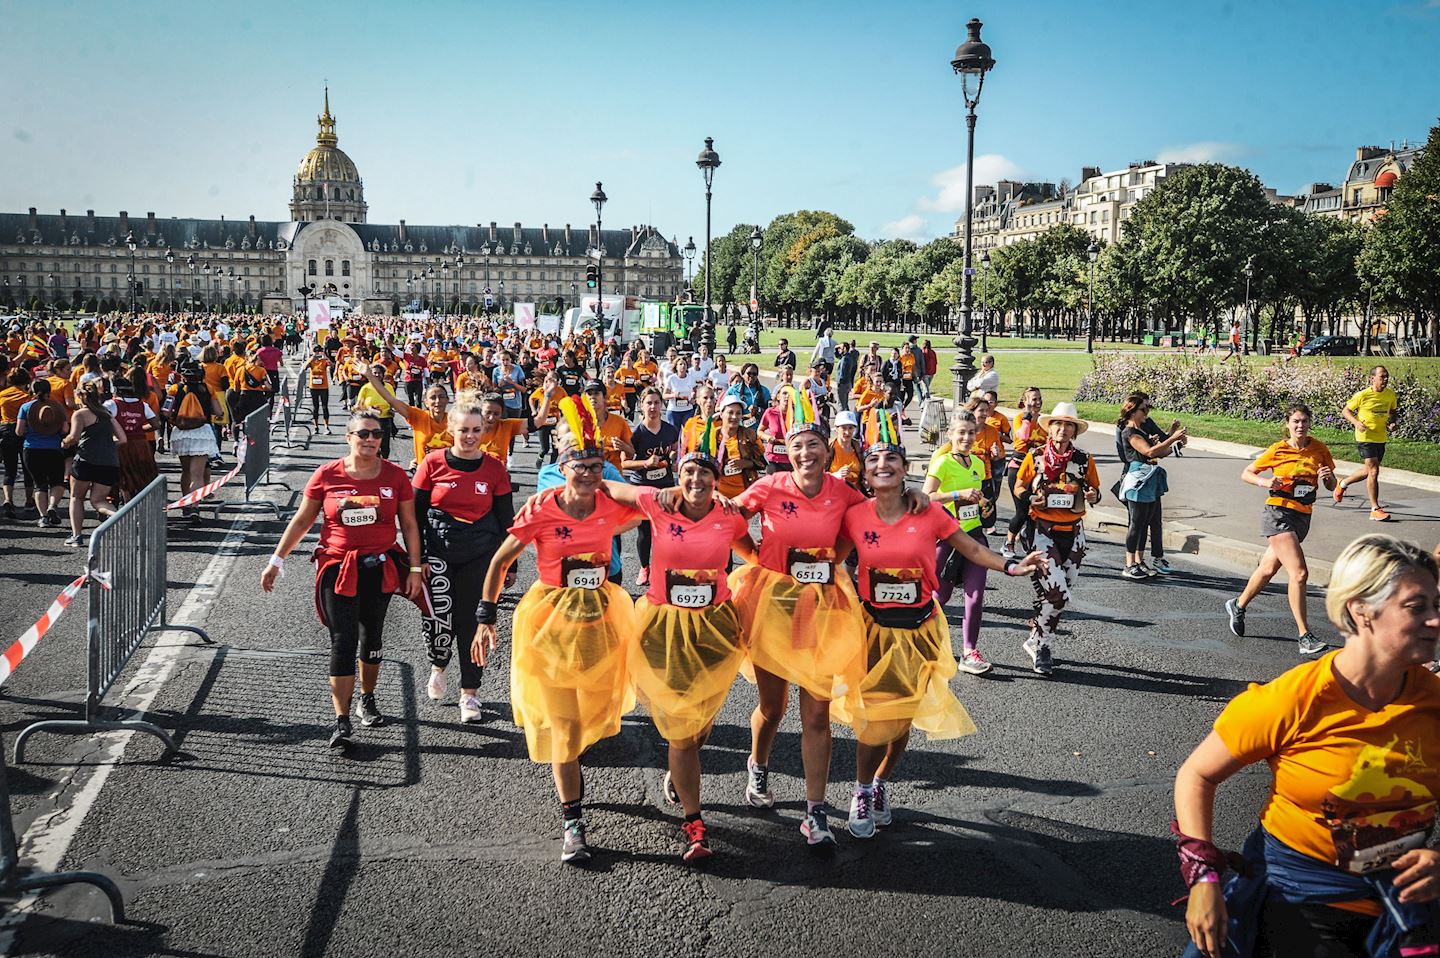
1176, 534, 1440, 958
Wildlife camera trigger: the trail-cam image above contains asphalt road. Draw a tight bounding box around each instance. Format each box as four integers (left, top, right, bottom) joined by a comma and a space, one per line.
0, 374, 1340, 958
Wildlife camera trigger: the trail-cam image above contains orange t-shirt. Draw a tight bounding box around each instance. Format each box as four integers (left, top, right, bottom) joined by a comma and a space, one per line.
829, 439, 862, 488
1015, 445, 1101, 530
404, 406, 451, 465
477, 418, 526, 466
1252, 438, 1335, 515
305, 358, 331, 390
597, 415, 632, 470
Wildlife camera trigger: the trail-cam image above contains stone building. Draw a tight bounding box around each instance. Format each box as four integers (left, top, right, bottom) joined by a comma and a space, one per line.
0, 90, 683, 316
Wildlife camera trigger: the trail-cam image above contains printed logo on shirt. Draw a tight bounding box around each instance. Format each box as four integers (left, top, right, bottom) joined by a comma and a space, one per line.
379, 487, 394, 499
475, 481, 489, 496
555, 526, 573, 541
667, 522, 686, 540
862, 531, 880, 546
780, 501, 799, 518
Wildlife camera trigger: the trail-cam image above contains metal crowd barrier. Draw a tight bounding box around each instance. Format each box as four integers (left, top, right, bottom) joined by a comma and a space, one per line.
14, 476, 211, 763
242, 405, 286, 520
269, 373, 313, 451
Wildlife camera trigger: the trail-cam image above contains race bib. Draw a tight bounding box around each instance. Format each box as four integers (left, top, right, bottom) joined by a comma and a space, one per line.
310, 375, 324, 387
1046, 493, 1075, 510
957, 503, 981, 521
1330, 798, 1436, 875
786, 548, 834, 585
665, 570, 717, 608
1292, 483, 1315, 500
645, 467, 669, 481
339, 506, 377, 526
871, 567, 921, 605
564, 566, 605, 590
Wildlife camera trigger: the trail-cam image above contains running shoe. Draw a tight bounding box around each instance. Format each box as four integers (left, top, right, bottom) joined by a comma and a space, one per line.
3, 503, 15, 520
561, 819, 591, 864
681, 818, 712, 864
1023, 636, 1054, 676
800, 807, 837, 847
63, 534, 82, 547
1121, 564, 1147, 580
872, 780, 892, 828
1298, 632, 1327, 656
1332, 481, 1346, 505
635, 568, 650, 588
1224, 598, 1246, 637
357, 693, 385, 727
426, 667, 447, 701
848, 788, 876, 839
661, 770, 680, 807
458, 694, 483, 724
1151, 557, 1174, 576
1370, 508, 1392, 522
744, 761, 775, 808
1001, 542, 1016, 560
328, 715, 353, 749
1138, 563, 1159, 578
958, 648, 992, 675
43, 510, 61, 528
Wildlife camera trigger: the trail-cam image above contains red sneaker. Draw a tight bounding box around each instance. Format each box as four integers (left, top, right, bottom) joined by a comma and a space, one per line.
681, 818, 712, 864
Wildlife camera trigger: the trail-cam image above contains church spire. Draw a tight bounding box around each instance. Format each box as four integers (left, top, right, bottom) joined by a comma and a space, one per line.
316, 86, 337, 147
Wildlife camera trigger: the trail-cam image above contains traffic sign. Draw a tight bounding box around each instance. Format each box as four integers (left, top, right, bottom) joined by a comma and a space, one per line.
484, 286, 492, 295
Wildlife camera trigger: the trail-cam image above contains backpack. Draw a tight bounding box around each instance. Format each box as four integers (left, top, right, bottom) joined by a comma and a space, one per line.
167, 388, 209, 430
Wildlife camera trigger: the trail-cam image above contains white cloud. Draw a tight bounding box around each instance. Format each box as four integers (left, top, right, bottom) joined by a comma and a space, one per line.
917, 154, 1025, 213
878, 214, 930, 241
1155, 141, 1245, 164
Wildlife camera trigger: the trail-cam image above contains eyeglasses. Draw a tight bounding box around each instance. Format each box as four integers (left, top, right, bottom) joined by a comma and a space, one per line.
567, 461, 605, 474
349, 428, 384, 439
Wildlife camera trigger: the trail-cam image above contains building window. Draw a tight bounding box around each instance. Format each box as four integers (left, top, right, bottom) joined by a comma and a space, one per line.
308, 259, 317, 276
342, 260, 351, 277
324, 259, 334, 276
1089, 211, 1097, 224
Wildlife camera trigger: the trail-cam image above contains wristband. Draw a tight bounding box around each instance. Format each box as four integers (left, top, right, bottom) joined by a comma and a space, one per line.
409, 565, 423, 574
476, 601, 499, 625
268, 554, 286, 578
1003, 558, 1020, 577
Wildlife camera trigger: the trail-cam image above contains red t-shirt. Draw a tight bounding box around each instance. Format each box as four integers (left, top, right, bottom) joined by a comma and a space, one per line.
412, 450, 512, 523
508, 489, 640, 588
635, 486, 749, 608
735, 472, 865, 579
303, 458, 414, 554
843, 500, 959, 608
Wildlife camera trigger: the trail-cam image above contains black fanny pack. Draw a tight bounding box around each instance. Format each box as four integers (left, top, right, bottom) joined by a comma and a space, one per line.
862, 600, 936, 630
426, 508, 503, 566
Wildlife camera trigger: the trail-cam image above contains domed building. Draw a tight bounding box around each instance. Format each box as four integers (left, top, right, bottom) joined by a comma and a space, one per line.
290, 89, 368, 224
0, 90, 682, 317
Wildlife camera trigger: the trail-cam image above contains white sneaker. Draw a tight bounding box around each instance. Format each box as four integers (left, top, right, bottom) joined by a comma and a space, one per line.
848, 788, 876, 839
744, 761, 775, 808
872, 780, 893, 827
426, 667, 447, 701
458, 693, 483, 723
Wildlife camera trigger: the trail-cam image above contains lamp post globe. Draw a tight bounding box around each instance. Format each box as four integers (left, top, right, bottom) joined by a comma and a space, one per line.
682, 236, 696, 295
949, 17, 995, 410
696, 137, 721, 354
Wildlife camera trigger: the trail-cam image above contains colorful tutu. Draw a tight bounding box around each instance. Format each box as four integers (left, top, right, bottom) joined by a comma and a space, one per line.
729, 563, 865, 703
631, 598, 745, 746
830, 603, 977, 746
510, 580, 636, 763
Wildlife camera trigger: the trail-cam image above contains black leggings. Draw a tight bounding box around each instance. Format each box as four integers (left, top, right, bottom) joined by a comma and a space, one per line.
1125, 498, 1160, 553
422, 551, 491, 689
319, 564, 394, 677
0, 425, 28, 489
1253, 888, 1440, 957
536, 425, 555, 463
405, 379, 423, 407
1005, 464, 1033, 538
310, 388, 330, 424
635, 520, 653, 566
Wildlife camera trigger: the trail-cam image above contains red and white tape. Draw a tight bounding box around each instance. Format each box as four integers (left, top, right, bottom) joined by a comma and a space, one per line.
0, 574, 89, 686
165, 446, 246, 511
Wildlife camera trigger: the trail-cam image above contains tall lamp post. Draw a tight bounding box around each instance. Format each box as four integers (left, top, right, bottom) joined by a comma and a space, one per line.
125, 232, 138, 316
1086, 239, 1099, 353
1242, 256, 1254, 356
749, 226, 763, 347
979, 250, 991, 352
695, 137, 721, 353
949, 18, 996, 410
682, 237, 696, 301
164, 249, 175, 313
590, 182, 607, 327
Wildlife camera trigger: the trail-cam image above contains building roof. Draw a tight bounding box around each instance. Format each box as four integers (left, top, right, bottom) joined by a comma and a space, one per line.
1346, 146, 1422, 185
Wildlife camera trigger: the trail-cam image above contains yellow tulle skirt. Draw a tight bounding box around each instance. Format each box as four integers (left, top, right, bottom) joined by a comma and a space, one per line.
729, 563, 865, 704
630, 598, 745, 746
510, 580, 636, 763
830, 603, 977, 746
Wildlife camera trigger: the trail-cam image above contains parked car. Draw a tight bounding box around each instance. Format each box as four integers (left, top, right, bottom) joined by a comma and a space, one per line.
1298, 335, 1359, 356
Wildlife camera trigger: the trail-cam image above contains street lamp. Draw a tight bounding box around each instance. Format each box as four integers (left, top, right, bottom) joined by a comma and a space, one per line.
980, 250, 991, 352
498, 280, 505, 310
590, 181, 607, 326
682, 236, 696, 297
570, 281, 577, 311
165, 249, 175, 313
695, 137, 721, 353
1086, 239, 1099, 354
126, 231, 138, 316
749, 225, 763, 348
1242, 256, 1255, 355
949, 17, 996, 409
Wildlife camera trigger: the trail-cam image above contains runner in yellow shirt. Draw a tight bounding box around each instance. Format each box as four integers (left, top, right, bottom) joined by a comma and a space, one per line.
1335, 365, 1399, 522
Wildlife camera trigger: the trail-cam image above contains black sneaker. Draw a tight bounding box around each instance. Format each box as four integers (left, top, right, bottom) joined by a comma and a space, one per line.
328, 715, 353, 748
3, 503, 14, 520
357, 693, 385, 727
1225, 598, 1246, 637
1298, 632, 1327, 656
43, 509, 62, 528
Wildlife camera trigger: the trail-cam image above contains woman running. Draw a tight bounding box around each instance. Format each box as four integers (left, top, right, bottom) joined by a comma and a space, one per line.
828, 411, 863, 489
305, 346, 334, 435
471, 398, 644, 864
0, 367, 34, 520
1224, 403, 1336, 658
729, 388, 922, 847
1177, 535, 1440, 958
358, 368, 451, 471
1014, 402, 1101, 676
414, 396, 514, 723
165, 363, 223, 523
16, 378, 68, 529
922, 411, 997, 674
260, 410, 425, 748
838, 412, 1042, 836
602, 423, 756, 863
59, 380, 125, 545
1003, 386, 1044, 559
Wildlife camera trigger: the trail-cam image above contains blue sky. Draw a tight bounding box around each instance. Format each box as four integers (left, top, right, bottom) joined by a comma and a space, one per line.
5, 0, 1438, 246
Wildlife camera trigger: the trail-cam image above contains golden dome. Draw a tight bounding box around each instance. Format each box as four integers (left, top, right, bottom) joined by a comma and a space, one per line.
295, 87, 361, 184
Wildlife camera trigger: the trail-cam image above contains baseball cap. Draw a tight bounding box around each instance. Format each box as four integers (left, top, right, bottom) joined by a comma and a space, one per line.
583, 379, 606, 393
718, 393, 744, 410
835, 411, 858, 428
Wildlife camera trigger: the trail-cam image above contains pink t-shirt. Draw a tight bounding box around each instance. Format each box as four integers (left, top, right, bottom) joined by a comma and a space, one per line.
509, 489, 640, 588
256, 345, 283, 372
842, 500, 960, 608
735, 472, 865, 580
759, 407, 788, 463
635, 486, 749, 608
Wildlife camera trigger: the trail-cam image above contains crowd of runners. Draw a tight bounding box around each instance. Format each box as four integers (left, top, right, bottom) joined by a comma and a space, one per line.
8, 308, 1440, 955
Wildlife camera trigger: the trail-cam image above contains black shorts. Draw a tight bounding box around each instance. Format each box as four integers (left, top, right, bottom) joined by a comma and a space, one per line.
72, 459, 120, 487
1356, 442, 1386, 463
1261, 504, 1311, 543
22, 447, 64, 487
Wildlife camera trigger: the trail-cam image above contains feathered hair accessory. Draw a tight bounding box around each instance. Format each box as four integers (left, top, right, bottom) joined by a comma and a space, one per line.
678, 414, 722, 477
862, 408, 906, 461
782, 385, 826, 440
556, 393, 604, 463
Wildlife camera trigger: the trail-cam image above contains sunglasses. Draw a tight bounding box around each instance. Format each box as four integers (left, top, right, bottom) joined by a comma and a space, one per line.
349, 428, 385, 440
